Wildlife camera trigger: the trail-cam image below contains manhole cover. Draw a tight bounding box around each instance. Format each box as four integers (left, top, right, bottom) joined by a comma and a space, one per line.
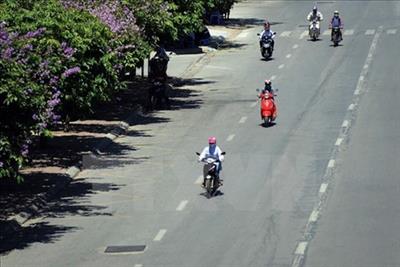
104, 245, 146, 254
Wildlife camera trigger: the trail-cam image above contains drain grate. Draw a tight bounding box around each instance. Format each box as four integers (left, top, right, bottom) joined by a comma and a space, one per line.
104, 245, 146, 254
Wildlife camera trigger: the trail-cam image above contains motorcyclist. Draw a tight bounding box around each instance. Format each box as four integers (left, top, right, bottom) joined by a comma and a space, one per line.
307, 6, 323, 34
329, 10, 343, 41
198, 137, 224, 186
262, 79, 274, 94
259, 20, 275, 51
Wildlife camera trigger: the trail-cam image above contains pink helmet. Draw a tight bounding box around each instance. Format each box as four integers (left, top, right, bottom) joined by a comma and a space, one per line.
264, 79, 271, 85
208, 136, 216, 144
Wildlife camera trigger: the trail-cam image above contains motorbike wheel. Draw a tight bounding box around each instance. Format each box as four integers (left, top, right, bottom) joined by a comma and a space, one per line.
264, 117, 271, 126
205, 179, 212, 198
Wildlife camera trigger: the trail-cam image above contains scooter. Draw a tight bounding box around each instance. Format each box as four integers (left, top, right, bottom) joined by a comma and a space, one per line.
331, 26, 342, 46
257, 32, 276, 59
309, 20, 320, 41
195, 152, 226, 198
256, 89, 278, 126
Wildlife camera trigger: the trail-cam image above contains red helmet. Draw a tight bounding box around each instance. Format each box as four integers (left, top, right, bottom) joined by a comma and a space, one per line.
208, 136, 216, 144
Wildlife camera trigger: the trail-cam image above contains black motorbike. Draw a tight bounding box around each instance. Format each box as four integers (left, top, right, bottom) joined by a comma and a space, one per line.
331, 27, 342, 46
196, 152, 226, 198
148, 79, 169, 110
258, 33, 275, 59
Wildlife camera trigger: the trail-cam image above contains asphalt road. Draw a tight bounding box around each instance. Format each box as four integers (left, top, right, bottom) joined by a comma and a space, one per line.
2, 1, 400, 267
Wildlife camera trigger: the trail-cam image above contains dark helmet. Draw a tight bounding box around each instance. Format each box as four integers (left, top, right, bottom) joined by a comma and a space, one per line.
312, 6, 317, 14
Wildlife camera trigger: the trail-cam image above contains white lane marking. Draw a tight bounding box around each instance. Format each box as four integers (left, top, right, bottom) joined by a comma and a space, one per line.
280, 31, 292, 37
328, 159, 335, 168
295, 242, 308, 255
195, 175, 203, 184
226, 134, 235, 142
348, 103, 355, 111
134, 264, 143, 267
387, 29, 397, 35
365, 29, 375, 35
286, 54, 292, 58
299, 30, 308, 39
344, 29, 354, 35
205, 65, 231, 70
335, 138, 343, 146
251, 101, 257, 107
342, 120, 350, 128
176, 200, 188, 211
319, 183, 328, 194
354, 89, 360, 95
153, 229, 167, 241
239, 116, 247, 123
271, 75, 277, 80
236, 31, 249, 39
359, 75, 365, 81
363, 64, 368, 69
278, 64, 285, 69
292, 44, 299, 49
308, 210, 319, 223
322, 30, 330, 35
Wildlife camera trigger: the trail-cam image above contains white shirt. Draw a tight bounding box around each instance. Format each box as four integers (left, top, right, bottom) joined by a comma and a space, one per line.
199, 145, 224, 162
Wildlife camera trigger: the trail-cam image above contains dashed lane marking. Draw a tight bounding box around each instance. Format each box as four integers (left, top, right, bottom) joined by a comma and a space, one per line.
280, 31, 292, 37
342, 120, 350, 128
327, 159, 335, 168
344, 29, 354, 35
319, 183, 328, 194
365, 29, 375, 35
176, 200, 188, 211
295, 242, 308, 255
239, 116, 247, 123
299, 30, 308, 39
335, 138, 343, 146
153, 229, 167, 241
348, 103, 355, 111
134, 264, 143, 267
286, 54, 292, 58
387, 29, 397, 35
292, 44, 299, 49
322, 30, 330, 35
278, 64, 285, 69
226, 134, 235, 142
308, 210, 319, 223
271, 75, 277, 80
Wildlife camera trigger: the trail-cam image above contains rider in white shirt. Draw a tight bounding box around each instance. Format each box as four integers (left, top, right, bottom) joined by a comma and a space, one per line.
307, 6, 323, 34
198, 136, 224, 186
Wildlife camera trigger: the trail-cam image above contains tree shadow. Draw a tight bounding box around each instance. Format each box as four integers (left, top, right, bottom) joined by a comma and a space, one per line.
217, 40, 248, 50
0, 172, 123, 254
224, 18, 284, 29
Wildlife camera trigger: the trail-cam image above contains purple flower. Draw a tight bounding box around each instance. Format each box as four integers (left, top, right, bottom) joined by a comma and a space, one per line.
21, 144, 29, 157
24, 28, 46, 39
32, 114, 40, 121
49, 76, 60, 86
1, 47, 14, 59
61, 42, 75, 58
62, 66, 81, 78
0, 161, 3, 168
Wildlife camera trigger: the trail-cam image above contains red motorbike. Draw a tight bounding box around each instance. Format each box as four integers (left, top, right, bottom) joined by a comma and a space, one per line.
257, 89, 277, 126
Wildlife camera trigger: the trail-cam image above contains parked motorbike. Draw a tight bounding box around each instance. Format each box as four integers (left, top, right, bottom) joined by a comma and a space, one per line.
148, 79, 170, 110
258, 32, 275, 59
196, 152, 226, 198
257, 89, 278, 126
331, 27, 342, 46
309, 20, 320, 41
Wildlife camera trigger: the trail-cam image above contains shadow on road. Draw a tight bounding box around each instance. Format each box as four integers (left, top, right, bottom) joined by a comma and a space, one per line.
0, 173, 121, 255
